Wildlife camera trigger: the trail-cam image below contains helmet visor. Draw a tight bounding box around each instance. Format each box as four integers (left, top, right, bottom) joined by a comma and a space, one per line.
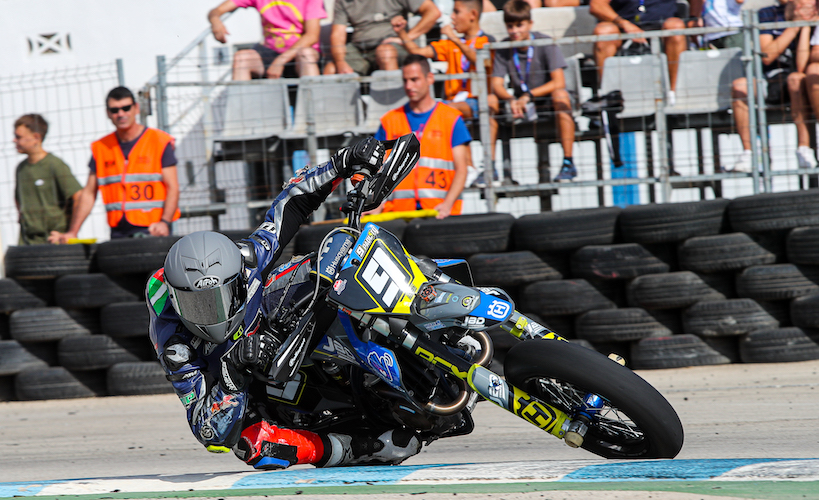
169, 273, 246, 327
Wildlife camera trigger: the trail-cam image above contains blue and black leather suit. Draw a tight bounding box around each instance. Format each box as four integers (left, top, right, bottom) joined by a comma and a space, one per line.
147, 159, 345, 451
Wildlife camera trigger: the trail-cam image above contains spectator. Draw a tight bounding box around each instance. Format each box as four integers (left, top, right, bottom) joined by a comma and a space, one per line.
396, 0, 498, 185
729, 0, 816, 172
324, 0, 440, 75
483, 0, 544, 10
492, 0, 577, 181
688, 0, 744, 50
49, 87, 180, 243
374, 54, 470, 218
13, 114, 82, 245
208, 0, 324, 79
590, 0, 686, 104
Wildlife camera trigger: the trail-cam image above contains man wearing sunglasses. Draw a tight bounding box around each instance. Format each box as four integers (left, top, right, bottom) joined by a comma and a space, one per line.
49, 86, 180, 243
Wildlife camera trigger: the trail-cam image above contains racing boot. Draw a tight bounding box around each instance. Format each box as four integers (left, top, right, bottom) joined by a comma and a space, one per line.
318, 429, 422, 467
234, 421, 325, 470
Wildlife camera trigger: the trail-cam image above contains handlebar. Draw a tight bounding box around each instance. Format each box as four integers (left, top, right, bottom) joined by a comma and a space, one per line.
341, 134, 421, 231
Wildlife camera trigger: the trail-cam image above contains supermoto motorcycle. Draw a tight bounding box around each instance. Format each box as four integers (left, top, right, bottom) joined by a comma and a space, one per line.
256, 133, 684, 459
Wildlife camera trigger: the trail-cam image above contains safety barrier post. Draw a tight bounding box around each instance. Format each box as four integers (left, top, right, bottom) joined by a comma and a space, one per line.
156, 55, 169, 132
475, 47, 496, 212
651, 36, 671, 202
751, 11, 772, 192
116, 59, 125, 87
741, 10, 761, 194
305, 86, 318, 167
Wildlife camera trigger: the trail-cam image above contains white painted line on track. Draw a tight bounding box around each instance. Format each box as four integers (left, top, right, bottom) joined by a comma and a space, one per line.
1, 459, 818, 498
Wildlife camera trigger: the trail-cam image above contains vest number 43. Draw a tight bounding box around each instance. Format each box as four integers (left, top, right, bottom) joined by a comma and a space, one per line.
424, 171, 449, 189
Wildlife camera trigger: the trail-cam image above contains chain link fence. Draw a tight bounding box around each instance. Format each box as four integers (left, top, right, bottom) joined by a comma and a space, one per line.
0, 61, 122, 256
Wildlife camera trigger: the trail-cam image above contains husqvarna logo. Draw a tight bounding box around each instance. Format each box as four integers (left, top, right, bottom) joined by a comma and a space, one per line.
487, 300, 510, 319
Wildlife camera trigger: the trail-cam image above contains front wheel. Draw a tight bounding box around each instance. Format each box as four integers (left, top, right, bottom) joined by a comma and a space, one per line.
504, 340, 683, 459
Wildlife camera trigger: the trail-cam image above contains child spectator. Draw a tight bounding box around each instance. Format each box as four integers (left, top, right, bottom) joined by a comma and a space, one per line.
688, 0, 744, 50
484, 0, 543, 11
13, 114, 81, 245
396, 0, 499, 185
208, 0, 325, 79
492, 0, 577, 181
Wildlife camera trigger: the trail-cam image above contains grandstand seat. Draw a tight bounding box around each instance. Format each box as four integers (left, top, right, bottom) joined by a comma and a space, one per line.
357, 70, 407, 134
480, 6, 598, 57
279, 74, 363, 140
666, 48, 743, 116
215, 80, 291, 141
600, 54, 667, 119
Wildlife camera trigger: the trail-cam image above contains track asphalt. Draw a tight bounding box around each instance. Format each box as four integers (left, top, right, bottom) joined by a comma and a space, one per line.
2, 458, 818, 500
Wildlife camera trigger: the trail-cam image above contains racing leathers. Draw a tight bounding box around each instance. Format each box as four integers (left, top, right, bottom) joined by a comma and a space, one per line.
147, 145, 421, 469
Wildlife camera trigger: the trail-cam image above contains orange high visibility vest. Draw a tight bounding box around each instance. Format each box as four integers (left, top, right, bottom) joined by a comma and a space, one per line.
380, 103, 463, 215
92, 128, 180, 228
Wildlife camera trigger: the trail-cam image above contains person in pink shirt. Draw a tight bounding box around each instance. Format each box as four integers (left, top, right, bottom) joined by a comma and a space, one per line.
209, 0, 326, 79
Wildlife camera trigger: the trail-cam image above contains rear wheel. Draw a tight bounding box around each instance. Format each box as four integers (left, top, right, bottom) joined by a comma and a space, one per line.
504, 340, 683, 459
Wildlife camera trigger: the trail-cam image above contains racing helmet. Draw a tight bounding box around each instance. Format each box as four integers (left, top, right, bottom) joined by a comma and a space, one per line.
164, 231, 247, 344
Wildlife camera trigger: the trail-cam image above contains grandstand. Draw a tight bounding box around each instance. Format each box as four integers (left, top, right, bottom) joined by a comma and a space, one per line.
1, 0, 817, 260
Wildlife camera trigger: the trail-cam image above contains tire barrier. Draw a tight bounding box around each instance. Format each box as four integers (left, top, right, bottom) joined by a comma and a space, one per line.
630, 335, 731, 369
626, 271, 725, 310
5, 191, 819, 400
404, 213, 515, 258
678, 233, 776, 273
468, 251, 561, 287
570, 243, 669, 281
618, 199, 730, 244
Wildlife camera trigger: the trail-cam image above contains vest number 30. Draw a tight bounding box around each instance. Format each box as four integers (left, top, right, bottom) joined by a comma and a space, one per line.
130, 184, 155, 201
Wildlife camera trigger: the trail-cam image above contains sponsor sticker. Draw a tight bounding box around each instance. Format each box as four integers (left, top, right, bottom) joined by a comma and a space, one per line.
193, 276, 220, 289
421, 320, 445, 331
487, 300, 511, 319
180, 390, 196, 408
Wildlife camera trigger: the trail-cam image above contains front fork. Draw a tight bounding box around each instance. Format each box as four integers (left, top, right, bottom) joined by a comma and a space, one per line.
347, 311, 575, 442
498, 309, 615, 447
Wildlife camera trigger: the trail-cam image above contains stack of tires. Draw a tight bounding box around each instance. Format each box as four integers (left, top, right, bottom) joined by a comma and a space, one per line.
6, 190, 819, 400
400, 191, 819, 370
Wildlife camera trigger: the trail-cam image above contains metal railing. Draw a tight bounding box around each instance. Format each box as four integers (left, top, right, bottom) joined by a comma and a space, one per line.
140, 13, 819, 230
474, 17, 819, 210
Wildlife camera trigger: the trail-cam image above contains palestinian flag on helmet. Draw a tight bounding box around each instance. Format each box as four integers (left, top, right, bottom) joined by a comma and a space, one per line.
147, 268, 169, 315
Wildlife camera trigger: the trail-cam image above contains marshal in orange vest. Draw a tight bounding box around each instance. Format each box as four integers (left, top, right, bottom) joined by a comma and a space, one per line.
380, 103, 463, 215
92, 128, 180, 228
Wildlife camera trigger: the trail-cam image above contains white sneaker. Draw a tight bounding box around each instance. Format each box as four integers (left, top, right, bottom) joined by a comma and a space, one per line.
729, 150, 752, 173
797, 146, 817, 169
666, 90, 676, 107
465, 165, 481, 188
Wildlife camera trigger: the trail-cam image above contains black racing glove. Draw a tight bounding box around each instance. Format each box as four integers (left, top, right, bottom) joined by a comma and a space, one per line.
331, 136, 386, 178
231, 332, 280, 373
221, 332, 280, 392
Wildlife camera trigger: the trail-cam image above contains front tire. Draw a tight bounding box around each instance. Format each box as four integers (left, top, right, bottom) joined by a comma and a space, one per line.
504, 340, 683, 459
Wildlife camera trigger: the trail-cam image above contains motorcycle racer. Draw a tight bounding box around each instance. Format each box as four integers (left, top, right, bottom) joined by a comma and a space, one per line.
146, 136, 422, 470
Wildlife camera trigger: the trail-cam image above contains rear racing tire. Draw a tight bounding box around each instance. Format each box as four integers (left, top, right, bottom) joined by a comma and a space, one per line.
504, 339, 684, 459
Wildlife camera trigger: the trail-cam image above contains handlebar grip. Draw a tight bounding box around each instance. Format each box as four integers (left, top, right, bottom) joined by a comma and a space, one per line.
350, 173, 367, 186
